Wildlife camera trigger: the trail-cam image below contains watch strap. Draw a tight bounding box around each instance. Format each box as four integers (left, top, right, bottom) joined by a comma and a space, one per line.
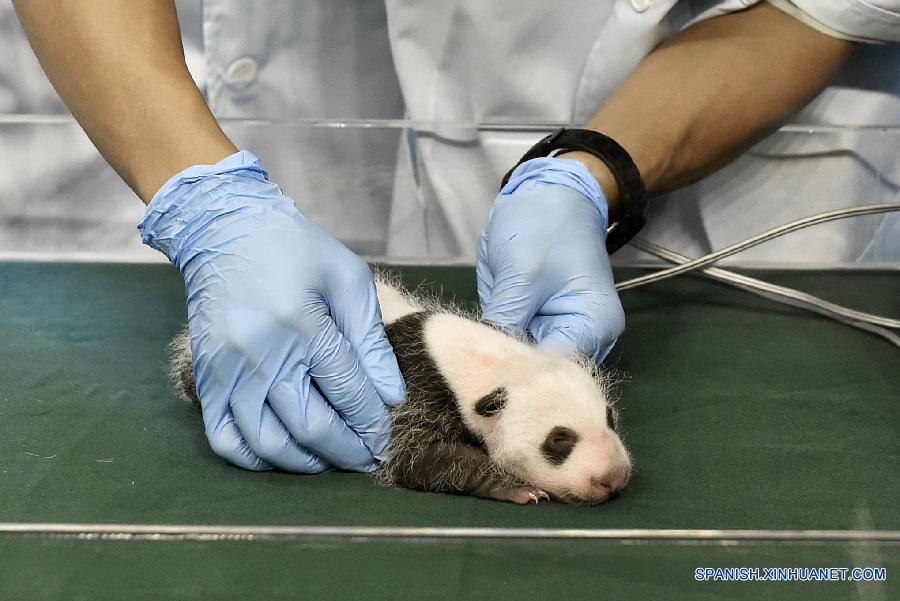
500, 128, 647, 254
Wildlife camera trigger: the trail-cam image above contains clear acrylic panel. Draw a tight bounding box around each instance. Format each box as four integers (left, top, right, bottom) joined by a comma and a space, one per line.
1, 117, 898, 266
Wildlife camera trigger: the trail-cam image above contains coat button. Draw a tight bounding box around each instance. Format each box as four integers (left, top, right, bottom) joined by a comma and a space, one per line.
224, 57, 258, 85
630, 0, 651, 12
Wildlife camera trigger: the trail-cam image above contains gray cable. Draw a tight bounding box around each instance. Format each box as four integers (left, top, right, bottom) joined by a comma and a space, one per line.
616, 203, 900, 291
630, 239, 900, 348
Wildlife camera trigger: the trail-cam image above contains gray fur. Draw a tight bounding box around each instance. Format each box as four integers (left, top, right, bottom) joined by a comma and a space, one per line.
168, 325, 199, 411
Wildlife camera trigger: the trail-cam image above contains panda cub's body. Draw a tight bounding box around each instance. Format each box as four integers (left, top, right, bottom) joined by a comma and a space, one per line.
374, 277, 631, 504
171, 275, 632, 505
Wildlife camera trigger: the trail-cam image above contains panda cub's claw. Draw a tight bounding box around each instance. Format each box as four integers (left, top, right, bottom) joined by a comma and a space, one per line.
527, 490, 550, 504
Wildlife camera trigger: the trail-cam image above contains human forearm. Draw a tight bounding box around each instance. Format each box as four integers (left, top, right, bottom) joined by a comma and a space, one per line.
13, 0, 237, 203
563, 2, 851, 219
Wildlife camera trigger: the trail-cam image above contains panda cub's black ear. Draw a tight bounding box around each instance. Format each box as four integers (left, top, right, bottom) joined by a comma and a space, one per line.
474, 388, 507, 417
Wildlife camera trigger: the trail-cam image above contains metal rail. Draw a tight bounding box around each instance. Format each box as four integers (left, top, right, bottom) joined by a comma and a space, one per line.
1, 523, 898, 544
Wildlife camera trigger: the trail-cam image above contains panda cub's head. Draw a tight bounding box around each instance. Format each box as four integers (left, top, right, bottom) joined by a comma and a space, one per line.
425, 314, 632, 505
470, 357, 631, 505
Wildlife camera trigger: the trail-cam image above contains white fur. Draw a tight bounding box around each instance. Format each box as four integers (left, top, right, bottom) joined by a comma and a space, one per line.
379, 282, 633, 504
375, 279, 422, 323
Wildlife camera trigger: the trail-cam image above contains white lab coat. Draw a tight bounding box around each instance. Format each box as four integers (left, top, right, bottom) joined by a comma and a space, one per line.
1, 0, 898, 266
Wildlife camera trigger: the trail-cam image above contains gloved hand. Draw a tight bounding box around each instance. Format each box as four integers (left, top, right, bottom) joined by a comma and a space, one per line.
139, 151, 405, 472
477, 157, 625, 363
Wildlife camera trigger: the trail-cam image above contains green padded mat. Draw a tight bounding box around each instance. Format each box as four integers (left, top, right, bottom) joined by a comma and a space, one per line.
0, 262, 897, 600
3, 539, 896, 601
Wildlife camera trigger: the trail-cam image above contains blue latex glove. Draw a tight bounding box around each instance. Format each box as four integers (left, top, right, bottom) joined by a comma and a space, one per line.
139, 151, 405, 472
477, 157, 625, 363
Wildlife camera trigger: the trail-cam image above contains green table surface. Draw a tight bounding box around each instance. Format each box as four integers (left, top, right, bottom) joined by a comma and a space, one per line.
0, 263, 897, 600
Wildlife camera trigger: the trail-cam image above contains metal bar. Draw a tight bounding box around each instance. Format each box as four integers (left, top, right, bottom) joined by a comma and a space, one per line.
0, 523, 898, 543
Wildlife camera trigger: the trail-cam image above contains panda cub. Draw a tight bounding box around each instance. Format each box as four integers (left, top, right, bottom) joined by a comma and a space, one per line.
170, 275, 632, 505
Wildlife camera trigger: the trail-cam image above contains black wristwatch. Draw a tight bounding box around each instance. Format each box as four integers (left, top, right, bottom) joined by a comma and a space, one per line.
500, 128, 647, 254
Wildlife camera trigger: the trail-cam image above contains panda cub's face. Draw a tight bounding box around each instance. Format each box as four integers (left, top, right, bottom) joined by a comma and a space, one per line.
420, 312, 631, 504
470, 358, 632, 505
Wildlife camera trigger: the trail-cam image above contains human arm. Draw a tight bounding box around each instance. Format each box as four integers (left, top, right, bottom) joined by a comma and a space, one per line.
567, 1, 852, 215
12, 0, 236, 202
478, 2, 852, 360
14, 0, 406, 471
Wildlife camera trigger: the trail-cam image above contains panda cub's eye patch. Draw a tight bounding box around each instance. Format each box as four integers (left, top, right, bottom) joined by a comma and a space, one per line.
541, 426, 579, 465
606, 406, 618, 431
474, 388, 507, 417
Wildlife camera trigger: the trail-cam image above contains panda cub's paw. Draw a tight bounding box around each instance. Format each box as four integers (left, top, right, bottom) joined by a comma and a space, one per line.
472, 471, 550, 505
489, 483, 550, 505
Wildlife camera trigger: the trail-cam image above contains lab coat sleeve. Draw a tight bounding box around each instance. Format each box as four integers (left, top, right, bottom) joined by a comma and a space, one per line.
770, 0, 900, 43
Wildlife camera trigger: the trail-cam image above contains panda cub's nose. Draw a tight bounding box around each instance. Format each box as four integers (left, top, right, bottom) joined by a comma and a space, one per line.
590, 476, 625, 496
591, 463, 631, 495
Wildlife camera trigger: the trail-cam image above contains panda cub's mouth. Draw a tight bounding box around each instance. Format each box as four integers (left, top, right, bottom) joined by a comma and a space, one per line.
551, 487, 623, 506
